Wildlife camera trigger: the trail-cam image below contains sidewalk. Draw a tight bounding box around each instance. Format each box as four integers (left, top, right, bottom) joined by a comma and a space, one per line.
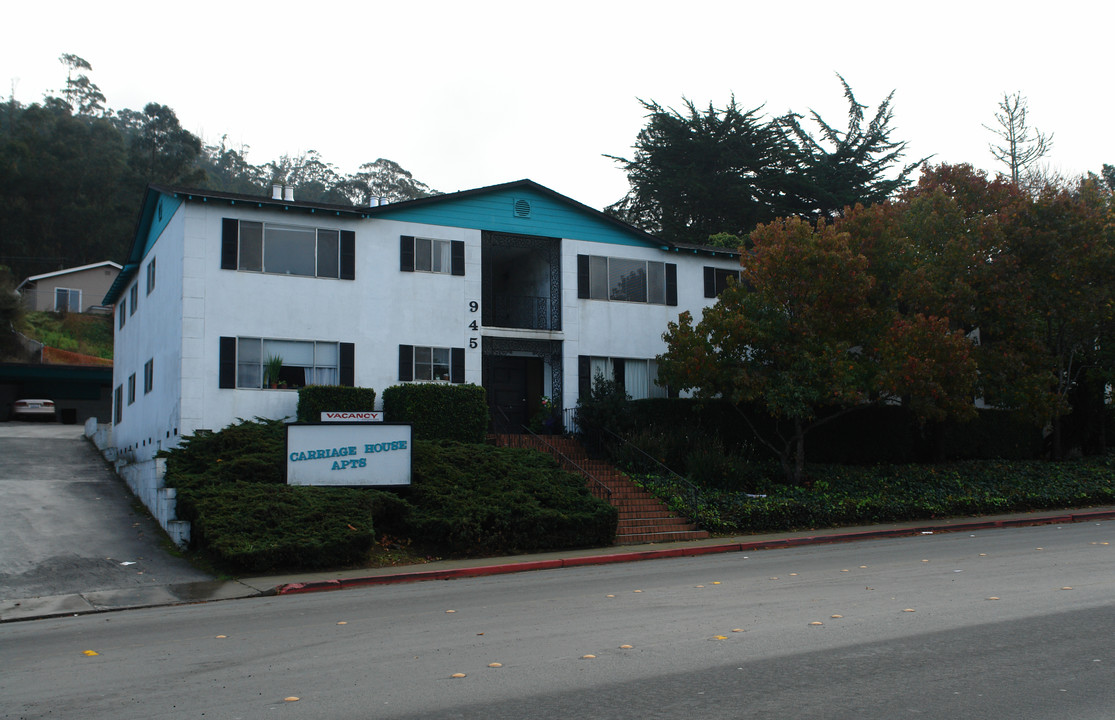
4, 506, 1114, 623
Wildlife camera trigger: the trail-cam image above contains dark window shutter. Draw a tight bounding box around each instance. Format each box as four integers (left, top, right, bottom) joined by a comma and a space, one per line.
221, 219, 239, 270
578, 355, 591, 399
451, 240, 465, 276
613, 359, 626, 388
219, 336, 236, 388
666, 263, 678, 306
339, 342, 355, 386
577, 255, 589, 299
451, 347, 465, 383
398, 345, 413, 381
340, 231, 355, 280
704, 267, 715, 298
400, 236, 415, 272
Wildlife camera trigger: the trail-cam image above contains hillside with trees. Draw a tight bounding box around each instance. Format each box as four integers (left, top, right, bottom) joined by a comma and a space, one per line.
0, 55, 438, 282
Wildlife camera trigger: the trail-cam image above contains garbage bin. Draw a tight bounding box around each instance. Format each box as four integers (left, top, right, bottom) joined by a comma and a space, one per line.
61, 408, 78, 424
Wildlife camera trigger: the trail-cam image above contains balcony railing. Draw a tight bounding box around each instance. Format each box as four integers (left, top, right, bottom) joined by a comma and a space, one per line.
487, 294, 554, 330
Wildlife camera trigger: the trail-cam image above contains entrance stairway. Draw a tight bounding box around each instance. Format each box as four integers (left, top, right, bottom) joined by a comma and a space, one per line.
492, 434, 709, 545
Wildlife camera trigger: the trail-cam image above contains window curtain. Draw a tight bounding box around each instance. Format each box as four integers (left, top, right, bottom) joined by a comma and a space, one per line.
589, 357, 613, 391
625, 359, 649, 400
433, 239, 452, 273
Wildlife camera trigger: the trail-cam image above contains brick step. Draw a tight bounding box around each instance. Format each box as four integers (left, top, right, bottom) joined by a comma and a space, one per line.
615, 530, 711, 545
618, 516, 695, 528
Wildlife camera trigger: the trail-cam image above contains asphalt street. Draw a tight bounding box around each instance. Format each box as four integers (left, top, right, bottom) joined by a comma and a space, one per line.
0, 422, 212, 601
3, 521, 1112, 719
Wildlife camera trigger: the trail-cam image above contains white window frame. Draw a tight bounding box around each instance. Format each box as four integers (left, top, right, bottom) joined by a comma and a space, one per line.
414, 237, 452, 274
413, 346, 452, 382
236, 221, 342, 279
586, 255, 668, 304
54, 288, 81, 312
235, 337, 340, 389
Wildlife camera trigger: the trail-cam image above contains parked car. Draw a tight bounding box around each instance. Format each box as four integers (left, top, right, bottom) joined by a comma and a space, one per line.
10, 399, 57, 421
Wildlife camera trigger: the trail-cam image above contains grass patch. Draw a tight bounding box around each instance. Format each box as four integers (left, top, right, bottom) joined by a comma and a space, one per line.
20, 311, 114, 358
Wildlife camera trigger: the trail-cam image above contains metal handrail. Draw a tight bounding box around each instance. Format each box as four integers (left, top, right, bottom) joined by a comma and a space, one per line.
596, 424, 702, 525
494, 407, 612, 500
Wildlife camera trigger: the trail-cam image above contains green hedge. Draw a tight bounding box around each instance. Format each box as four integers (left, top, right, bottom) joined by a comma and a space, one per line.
382, 383, 488, 443
163, 418, 616, 571
621, 398, 1045, 464
296, 385, 377, 423
634, 455, 1115, 535
408, 440, 617, 554
176, 483, 405, 572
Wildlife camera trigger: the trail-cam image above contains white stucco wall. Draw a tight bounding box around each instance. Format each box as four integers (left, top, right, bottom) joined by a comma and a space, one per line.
114, 194, 741, 449
111, 209, 186, 462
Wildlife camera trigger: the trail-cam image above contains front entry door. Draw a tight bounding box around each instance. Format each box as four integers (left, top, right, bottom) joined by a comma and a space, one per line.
487, 356, 543, 432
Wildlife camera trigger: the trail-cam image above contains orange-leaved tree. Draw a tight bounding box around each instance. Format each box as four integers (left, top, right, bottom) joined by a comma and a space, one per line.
658, 215, 977, 484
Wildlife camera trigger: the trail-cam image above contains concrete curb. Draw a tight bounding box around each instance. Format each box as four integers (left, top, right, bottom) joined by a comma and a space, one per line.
273, 508, 1115, 595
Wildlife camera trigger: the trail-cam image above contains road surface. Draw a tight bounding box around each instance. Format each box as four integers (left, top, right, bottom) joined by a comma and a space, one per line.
3, 521, 1113, 718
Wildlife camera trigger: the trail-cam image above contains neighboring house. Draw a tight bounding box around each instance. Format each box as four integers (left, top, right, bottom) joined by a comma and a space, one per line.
17, 261, 122, 313
103, 180, 741, 462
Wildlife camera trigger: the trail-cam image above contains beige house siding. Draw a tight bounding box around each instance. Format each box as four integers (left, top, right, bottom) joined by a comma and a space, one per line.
18, 262, 121, 313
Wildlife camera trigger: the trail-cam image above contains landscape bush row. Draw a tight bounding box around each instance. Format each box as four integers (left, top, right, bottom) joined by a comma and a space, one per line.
631, 455, 1115, 535
164, 417, 615, 573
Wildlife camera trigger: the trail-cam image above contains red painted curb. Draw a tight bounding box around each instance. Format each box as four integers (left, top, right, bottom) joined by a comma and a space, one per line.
276, 579, 342, 595
1073, 510, 1115, 522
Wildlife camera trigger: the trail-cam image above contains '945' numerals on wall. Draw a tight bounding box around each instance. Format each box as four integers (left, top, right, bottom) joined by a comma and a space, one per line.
468, 301, 479, 349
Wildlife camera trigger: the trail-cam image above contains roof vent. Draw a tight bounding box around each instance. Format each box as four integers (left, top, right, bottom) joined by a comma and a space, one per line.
283, 185, 294, 202
513, 198, 532, 218
271, 183, 282, 200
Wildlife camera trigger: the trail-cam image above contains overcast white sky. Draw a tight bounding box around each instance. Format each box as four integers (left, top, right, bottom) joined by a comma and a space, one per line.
2, 1, 1110, 210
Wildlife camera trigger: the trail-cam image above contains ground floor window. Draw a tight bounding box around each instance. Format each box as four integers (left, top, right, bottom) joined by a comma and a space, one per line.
580, 356, 668, 400
235, 338, 338, 389
398, 345, 465, 383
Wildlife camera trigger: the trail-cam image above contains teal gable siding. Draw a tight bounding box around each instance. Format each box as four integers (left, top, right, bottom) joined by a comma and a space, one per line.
375, 188, 662, 248
143, 193, 183, 257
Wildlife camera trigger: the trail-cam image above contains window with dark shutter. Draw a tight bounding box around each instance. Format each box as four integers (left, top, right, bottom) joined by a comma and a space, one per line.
578, 355, 591, 399
219, 337, 237, 388
221, 219, 239, 269
451, 240, 465, 276
666, 263, 678, 306
340, 342, 355, 386
340, 231, 356, 280
400, 236, 415, 272
398, 345, 414, 381
451, 347, 465, 383
577, 255, 589, 299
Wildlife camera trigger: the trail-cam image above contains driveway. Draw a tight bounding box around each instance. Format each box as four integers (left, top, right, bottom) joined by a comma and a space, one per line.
0, 421, 212, 602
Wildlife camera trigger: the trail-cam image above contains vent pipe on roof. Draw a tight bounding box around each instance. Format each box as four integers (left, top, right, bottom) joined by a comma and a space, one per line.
271, 183, 282, 200
368, 196, 380, 207
283, 185, 294, 202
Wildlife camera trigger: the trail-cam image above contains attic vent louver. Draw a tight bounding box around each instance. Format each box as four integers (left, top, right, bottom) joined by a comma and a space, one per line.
513, 198, 532, 218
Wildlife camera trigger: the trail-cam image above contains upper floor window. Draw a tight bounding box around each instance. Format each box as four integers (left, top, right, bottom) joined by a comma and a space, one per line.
118, 298, 127, 328
146, 257, 156, 295
577, 255, 676, 306
144, 359, 154, 394
128, 373, 136, 405
221, 219, 355, 279
704, 267, 742, 298
400, 236, 465, 275
129, 284, 139, 315
54, 288, 80, 312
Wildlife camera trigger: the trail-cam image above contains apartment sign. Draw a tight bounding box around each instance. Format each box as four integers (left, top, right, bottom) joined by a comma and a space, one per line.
321, 411, 383, 422
286, 423, 411, 486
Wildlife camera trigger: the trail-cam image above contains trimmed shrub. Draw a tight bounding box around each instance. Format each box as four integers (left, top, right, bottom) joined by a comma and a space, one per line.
408, 440, 617, 554
163, 418, 616, 571
634, 455, 1115, 535
382, 383, 488, 443
176, 483, 406, 573
296, 385, 377, 423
